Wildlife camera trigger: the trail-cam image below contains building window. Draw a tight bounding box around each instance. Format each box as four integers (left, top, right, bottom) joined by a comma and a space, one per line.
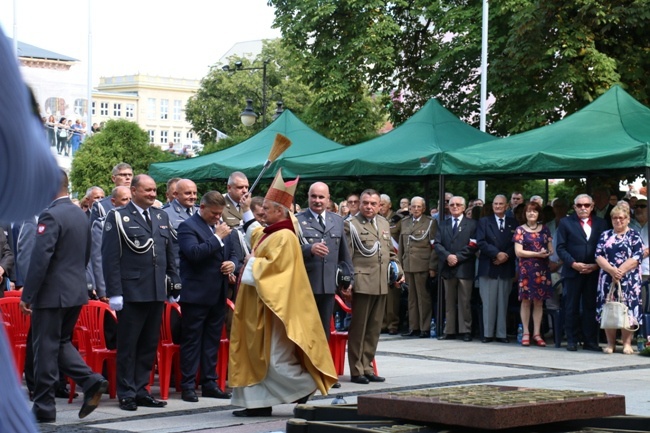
125, 103, 135, 118
186, 131, 193, 139
160, 99, 168, 120
74, 99, 87, 117
91, 101, 95, 116
148, 130, 155, 143
147, 98, 156, 120
100, 102, 109, 116
160, 130, 168, 144
173, 100, 182, 121
113, 103, 122, 117
173, 131, 181, 143
44, 97, 66, 118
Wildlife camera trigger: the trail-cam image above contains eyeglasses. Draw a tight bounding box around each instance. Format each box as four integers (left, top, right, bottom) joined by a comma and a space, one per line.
634, 205, 647, 209
611, 216, 628, 221
449, 203, 463, 207
575, 203, 592, 208
347, 200, 359, 204
115, 173, 133, 178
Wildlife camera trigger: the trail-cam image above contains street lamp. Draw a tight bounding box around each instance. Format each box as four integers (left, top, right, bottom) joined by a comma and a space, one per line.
222, 59, 282, 128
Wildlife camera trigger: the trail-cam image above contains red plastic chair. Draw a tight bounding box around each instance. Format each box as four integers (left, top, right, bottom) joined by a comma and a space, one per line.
76, 300, 117, 398
3, 290, 23, 297
157, 301, 182, 400
330, 294, 378, 376
0, 297, 30, 380
215, 299, 235, 390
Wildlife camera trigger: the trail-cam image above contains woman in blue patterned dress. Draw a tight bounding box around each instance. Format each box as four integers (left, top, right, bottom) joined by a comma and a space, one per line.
514, 202, 553, 347
595, 204, 643, 354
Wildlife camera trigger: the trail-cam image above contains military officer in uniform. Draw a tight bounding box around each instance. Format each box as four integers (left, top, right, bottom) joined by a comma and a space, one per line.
89, 163, 133, 224
397, 197, 438, 337
101, 174, 180, 411
163, 179, 198, 268
345, 189, 402, 384
20, 170, 108, 422
296, 182, 353, 338
222, 171, 249, 228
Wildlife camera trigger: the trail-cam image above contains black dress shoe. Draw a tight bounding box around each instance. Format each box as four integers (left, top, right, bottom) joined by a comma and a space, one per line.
202, 387, 232, 399
583, 344, 603, 352
136, 394, 167, 408
79, 379, 108, 419
463, 333, 472, 342
566, 344, 578, 352
419, 331, 429, 338
294, 393, 311, 404
365, 373, 385, 382
481, 337, 494, 343
438, 334, 456, 340
119, 397, 137, 411
181, 389, 198, 402
351, 375, 370, 384
332, 382, 342, 388
232, 407, 272, 417
36, 416, 56, 423
401, 330, 420, 337
496, 337, 510, 344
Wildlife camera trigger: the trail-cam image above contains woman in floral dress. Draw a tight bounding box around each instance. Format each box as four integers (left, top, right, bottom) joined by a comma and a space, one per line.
595, 204, 644, 354
513, 202, 553, 347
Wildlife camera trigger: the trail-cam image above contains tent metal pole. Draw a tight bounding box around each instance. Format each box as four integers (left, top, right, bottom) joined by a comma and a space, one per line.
436, 175, 446, 336
646, 167, 650, 254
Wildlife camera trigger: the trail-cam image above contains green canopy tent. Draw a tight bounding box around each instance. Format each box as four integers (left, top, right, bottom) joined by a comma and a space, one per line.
281, 98, 497, 181
441, 85, 650, 180
148, 110, 344, 183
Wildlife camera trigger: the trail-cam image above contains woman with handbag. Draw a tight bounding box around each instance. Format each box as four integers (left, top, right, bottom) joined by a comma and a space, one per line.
595, 204, 644, 354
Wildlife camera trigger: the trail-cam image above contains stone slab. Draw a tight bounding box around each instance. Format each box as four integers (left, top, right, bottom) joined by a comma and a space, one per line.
357, 385, 626, 430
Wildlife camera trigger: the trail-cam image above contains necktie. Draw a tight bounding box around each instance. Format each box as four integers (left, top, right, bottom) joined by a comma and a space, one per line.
452, 218, 459, 234
372, 218, 378, 231
186, 207, 192, 216
581, 218, 591, 239
318, 214, 326, 230
499, 218, 504, 232
143, 209, 152, 229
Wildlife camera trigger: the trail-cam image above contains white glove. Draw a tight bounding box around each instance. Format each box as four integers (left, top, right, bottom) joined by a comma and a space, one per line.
168, 295, 180, 303
109, 295, 124, 312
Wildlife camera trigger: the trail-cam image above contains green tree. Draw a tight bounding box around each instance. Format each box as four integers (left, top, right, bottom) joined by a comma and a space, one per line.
185, 39, 314, 146
70, 119, 178, 197
270, 0, 650, 136
269, 0, 395, 144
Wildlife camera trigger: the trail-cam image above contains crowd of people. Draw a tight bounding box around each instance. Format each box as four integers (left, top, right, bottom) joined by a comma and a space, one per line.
3, 151, 649, 423
43, 116, 99, 157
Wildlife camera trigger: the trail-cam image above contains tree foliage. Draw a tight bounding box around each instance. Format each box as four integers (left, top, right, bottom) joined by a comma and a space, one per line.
270, 0, 650, 136
70, 119, 178, 197
185, 39, 314, 146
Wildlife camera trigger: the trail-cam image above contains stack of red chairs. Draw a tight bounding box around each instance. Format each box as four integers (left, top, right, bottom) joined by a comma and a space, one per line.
329, 294, 378, 376
0, 297, 30, 380
157, 301, 182, 400
215, 299, 236, 391
76, 300, 117, 398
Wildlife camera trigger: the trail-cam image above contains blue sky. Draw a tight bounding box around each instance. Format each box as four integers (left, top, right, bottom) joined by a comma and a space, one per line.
0, 0, 281, 82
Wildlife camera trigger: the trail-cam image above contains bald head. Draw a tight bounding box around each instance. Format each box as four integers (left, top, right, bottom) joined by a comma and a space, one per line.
175, 179, 197, 209
308, 182, 330, 214
111, 186, 132, 208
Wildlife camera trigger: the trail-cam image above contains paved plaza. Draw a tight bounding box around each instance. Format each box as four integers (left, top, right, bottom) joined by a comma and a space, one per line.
32, 332, 650, 433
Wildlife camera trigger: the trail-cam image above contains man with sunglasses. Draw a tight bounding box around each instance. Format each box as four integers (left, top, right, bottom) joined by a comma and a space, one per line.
556, 194, 608, 352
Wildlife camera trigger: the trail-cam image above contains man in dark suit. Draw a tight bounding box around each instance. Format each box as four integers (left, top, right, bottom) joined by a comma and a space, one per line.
556, 193, 608, 352
177, 191, 235, 402
222, 171, 249, 228
102, 174, 180, 411
297, 182, 353, 338
434, 196, 478, 341
592, 187, 614, 229
89, 163, 133, 224
476, 195, 516, 343
20, 170, 108, 423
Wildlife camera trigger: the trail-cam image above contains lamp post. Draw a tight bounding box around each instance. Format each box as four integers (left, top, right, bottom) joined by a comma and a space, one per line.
222, 59, 283, 128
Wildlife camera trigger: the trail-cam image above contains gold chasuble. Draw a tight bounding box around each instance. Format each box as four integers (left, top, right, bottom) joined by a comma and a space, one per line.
229, 218, 338, 396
